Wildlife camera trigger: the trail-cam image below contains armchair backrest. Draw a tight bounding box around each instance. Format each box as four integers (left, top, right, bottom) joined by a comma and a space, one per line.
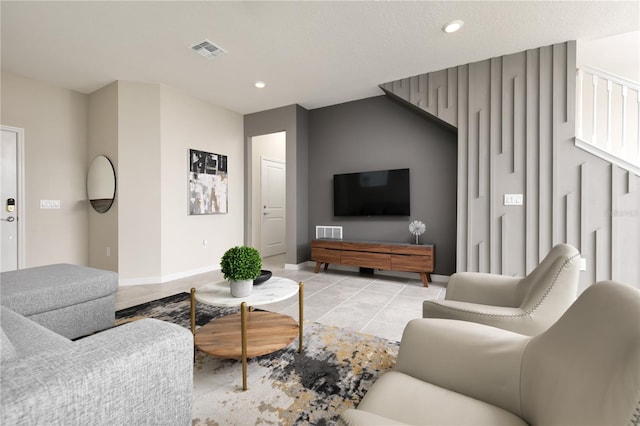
520, 281, 640, 425
515, 243, 580, 334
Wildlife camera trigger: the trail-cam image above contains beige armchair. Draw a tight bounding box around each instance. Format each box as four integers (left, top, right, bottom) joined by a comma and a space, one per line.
423, 243, 580, 335
341, 281, 640, 425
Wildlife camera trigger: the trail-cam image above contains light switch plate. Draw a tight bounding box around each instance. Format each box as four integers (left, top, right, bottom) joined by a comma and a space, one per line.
40, 200, 61, 209
504, 194, 524, 206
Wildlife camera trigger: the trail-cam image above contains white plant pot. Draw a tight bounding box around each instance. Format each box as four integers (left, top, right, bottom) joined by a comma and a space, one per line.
230, 279, 253, 298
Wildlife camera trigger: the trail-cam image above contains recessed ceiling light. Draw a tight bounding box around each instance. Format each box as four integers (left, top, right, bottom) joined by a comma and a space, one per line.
254, 81, 266, 89
443, 20, 464, 33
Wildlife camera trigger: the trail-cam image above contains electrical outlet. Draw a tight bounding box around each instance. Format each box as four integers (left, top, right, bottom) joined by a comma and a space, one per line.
106, 247, 111, 257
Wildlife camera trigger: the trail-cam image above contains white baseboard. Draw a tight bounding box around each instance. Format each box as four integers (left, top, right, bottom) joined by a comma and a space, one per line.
119, 264, 220, 286
302, 261, 449, 283
284, 262, 309, 270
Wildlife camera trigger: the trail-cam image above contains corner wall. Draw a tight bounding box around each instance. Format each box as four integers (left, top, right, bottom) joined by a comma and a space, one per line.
308, 95, 458, 275
383, 41, 640, 291
244, 105, 310, 265
88, 82, 118, 271
1, 72, 89, 267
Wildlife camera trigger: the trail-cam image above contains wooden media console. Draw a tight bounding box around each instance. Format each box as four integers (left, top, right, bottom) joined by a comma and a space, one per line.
311, 239, 434, 287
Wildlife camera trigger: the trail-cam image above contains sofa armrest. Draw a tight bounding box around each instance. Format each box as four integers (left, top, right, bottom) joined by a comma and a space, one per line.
445, 272, 521, 307
1, 319, 193, 426
339, 408, 408, 425
395, 318, 528, 417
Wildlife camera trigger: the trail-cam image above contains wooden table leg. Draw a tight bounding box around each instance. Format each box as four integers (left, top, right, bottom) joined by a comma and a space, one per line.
298, 282, 304, 353
241, 301, 248, 391
314, 262, 321, 273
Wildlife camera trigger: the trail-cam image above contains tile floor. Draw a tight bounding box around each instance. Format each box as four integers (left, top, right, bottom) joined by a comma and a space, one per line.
115, 255, 447, 342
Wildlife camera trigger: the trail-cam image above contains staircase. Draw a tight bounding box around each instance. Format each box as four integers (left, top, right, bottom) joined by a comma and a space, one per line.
575, 65, 640, 175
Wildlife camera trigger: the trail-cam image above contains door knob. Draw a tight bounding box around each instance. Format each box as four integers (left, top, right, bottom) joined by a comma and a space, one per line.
2, 216, 15, 222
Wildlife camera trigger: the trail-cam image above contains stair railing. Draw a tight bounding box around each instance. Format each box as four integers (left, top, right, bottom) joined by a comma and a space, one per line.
576, 65, 639, 175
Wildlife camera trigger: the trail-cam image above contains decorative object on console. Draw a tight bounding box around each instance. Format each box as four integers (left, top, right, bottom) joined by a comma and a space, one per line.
254, 270, 272, 285
189, 148, 228, 215
220, 246, 262, 297
408, 220, 426, 244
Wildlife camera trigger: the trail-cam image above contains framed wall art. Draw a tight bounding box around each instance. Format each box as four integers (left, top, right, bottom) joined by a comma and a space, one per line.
188, 149, 228, 215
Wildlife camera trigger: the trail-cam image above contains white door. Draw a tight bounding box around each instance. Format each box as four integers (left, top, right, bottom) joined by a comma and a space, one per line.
1, 128, 23, 272
261, 158, 286, 257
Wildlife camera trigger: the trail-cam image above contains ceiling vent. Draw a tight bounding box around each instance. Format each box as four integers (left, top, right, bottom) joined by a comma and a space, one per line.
190, 39, 227, 59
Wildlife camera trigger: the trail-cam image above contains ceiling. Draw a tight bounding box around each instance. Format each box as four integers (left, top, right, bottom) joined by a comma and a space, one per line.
1, 1, 638, 115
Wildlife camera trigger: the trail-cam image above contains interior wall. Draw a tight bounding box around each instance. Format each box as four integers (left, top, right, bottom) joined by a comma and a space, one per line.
88, 82, 118, 272
250, 131, 286, 252
117, 81, 162, 283
308, 95, 458, 275
244, 105, 309, 265
383, 40, 640, 291
0, 72, 89, 267
159, 85, 244, 279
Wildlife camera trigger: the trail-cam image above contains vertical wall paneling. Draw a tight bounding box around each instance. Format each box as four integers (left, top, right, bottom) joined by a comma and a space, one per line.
381, 41, 638, 291
478, 241, 486, 273
580, 162, 587, 253
489, 58, 499, 273
525, 49, 540, 272
595, 228, 604, 281
513, 76, 520, 174
501, 59, 507, 155
457, 64, 469, 271
501, 214, 507, 274
565, 192, 575, 245
478, 110, 486, 198
466, 64, 474, 270
551, 45, 561, 245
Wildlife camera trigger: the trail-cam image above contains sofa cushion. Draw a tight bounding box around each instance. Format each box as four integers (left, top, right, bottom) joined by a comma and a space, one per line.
1, 328, 17, 363
356, 371, 527, 425
1, 306, 71, 358
0, 263, 118, 316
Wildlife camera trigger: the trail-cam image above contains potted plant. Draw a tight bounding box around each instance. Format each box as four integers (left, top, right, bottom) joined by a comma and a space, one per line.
220, 246, 262, 297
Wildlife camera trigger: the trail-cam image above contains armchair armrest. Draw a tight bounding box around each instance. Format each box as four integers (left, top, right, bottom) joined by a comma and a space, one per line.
395, 318, 528, 417
446, 272, 522, 307
423, 299, 535, 335
1, 319, 193, 426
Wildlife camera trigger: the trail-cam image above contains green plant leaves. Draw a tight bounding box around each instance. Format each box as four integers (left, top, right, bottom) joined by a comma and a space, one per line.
220, 246, 262, 281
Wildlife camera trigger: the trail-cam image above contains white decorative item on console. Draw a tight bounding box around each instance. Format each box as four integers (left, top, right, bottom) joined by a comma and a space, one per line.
409, 220, 426, 244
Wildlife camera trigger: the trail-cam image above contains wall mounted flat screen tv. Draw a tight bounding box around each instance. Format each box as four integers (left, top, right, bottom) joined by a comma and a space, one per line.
333, 168, 410, 216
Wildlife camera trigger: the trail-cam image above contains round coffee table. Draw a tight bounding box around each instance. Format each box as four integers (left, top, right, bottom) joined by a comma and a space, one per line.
189, 277, 303, 390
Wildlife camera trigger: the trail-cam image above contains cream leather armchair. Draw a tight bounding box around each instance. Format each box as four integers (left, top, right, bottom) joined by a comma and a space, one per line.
423, 243, 580, 335
341, 281, 640, 426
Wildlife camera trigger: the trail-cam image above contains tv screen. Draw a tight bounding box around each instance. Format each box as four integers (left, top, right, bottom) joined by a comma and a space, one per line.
333, 168, 410, 216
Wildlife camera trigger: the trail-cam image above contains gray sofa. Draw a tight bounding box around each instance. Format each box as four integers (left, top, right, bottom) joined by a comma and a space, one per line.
1, 263, 118, 339
1, 305, 194, 425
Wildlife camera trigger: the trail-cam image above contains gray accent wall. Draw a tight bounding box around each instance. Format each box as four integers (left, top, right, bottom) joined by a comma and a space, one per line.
308, 96, 457, 275
382, 41, 640, 291
244, 105, 310, 265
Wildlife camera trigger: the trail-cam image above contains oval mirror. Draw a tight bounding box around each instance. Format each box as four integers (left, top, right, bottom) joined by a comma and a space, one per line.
87, 155, 116, 213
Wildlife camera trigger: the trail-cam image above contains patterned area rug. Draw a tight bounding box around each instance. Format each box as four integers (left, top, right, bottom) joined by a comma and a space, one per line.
116, 293, 399, 425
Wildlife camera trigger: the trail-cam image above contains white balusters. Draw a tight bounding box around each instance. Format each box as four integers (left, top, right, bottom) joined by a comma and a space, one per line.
576, 66, 640, 174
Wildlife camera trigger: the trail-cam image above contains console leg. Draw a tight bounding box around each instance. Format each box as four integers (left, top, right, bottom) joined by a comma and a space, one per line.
419, 273, 430, 287
241, 302, 248, 391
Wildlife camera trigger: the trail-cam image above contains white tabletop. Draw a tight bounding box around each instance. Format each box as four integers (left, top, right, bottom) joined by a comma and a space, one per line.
194, 276, 299, 307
